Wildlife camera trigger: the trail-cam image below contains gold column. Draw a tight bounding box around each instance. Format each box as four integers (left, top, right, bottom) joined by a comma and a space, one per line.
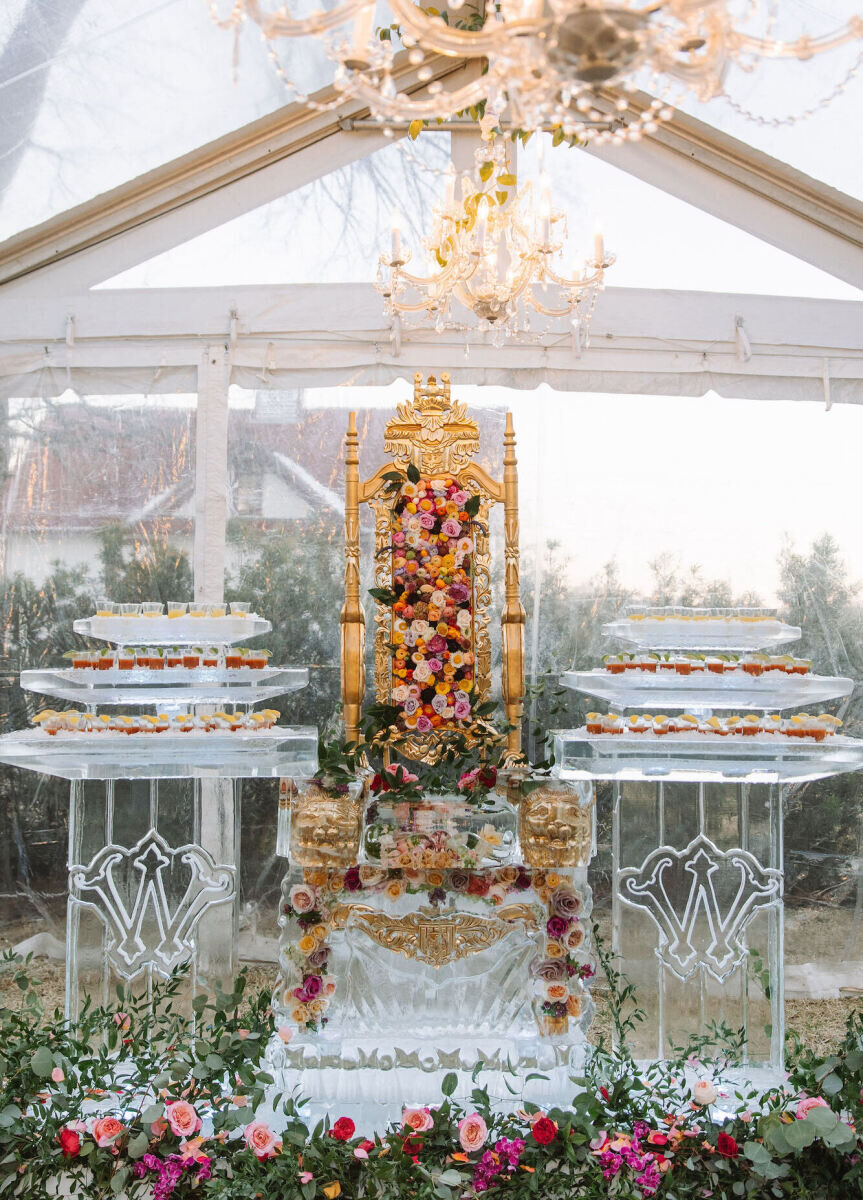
340, 412, 365, 746
501, 412, 525, 756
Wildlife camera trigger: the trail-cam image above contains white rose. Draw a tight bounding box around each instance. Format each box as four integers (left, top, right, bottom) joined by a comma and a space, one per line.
692, 1080, 717, 1106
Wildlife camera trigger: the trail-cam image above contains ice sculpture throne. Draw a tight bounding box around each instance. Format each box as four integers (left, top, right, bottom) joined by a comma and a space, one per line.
270, 374, 596, 1125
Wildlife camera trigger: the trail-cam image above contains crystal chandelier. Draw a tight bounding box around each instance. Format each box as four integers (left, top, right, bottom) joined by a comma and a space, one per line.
209, 1, 863, 144
375, 118, 614, 348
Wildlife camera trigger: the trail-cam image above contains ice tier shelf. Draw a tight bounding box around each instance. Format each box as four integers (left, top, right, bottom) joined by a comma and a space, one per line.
552, 728, 863, 784
0, 726, 318, 781
561, 669, 854, 712
19, 666, 308, 708
72, 614, 271, 646
602, 610, 800, 652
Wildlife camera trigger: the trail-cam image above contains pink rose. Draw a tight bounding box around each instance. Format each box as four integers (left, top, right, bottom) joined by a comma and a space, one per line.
403, 1107, 434, 1133
458, 1113, 488, 1153
51, 1067, 65, 1083
245, 1120, 281, 1160
441, 519, 462, 537
454, 701, 471, 720
416, 716, 433, 733
289, 884, 316, 913
92, 1117, 125, 1148
419, 514, 436, 529
393, 532, 405, 545
452, 491, 469, 505
796, 1096, 830, 1119
166, 1101, 202, 1139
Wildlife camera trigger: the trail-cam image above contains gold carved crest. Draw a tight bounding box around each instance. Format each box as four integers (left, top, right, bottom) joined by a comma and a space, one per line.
330, 904, 538, 967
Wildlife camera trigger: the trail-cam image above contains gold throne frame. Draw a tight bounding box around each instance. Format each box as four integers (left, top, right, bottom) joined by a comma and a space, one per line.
340, 372, 525, 763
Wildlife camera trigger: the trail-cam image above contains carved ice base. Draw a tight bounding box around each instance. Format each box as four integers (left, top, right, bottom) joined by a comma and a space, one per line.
613, 781, 784, 1072
66, 778, 239, 1017
266, 1034, 589, 1126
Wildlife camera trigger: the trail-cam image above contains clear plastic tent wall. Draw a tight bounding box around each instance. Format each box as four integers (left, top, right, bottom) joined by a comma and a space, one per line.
0, 0, 862, 1028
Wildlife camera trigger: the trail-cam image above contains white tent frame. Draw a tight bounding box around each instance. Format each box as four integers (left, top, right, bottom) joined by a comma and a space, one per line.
1, 68, 862, 598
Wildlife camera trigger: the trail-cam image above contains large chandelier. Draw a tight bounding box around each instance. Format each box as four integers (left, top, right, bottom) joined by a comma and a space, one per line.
375, 118, 614, 348
210, 1, 863, 144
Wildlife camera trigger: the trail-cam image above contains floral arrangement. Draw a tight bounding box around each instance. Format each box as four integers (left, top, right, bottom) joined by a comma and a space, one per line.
5, 953, 863, 1200
279, 867, 593, 1035
390, 473, 478, 734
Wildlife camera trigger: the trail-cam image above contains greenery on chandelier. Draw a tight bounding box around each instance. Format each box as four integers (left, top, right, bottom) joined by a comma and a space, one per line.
2, 944, 863, 1198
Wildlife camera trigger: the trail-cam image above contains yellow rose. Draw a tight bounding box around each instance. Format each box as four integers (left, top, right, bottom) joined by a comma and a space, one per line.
532, 872, 547, 889
385, 880, 405, 900
306, 869, 327, 888
298, 935, 317, 955
567, 994, 583, 1018
497, 867, 518, 885
291, 1003, 309, 1023
545, 872, 561, 889
312, 924, 328, 942
545, 942, 565, 959
426, 870, 444, 887
328, 873, 346, 892
323, 1185, 341, 1199
308, 998, 326, 1017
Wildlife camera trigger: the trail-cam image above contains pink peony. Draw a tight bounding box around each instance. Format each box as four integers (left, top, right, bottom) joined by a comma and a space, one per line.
166, 1101, 202, 1139
796, 1096, 830, 1119
245, 1120, 281, 1160
51, 1067, 65, 1083
458, 1113, 488, 1153
403, 1107, 434, 1133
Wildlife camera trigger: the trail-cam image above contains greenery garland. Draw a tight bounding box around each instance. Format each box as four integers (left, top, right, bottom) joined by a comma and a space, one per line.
2, 944, 863, 1199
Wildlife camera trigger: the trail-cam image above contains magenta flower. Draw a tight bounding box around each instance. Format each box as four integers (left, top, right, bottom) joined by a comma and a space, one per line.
546, 916, 569, 939
441, 519, 462, 537
416, 716, 433, 733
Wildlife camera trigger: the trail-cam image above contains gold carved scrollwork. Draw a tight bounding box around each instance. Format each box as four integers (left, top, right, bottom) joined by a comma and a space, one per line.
384, 372, 480, 476
330, 904, 538, 968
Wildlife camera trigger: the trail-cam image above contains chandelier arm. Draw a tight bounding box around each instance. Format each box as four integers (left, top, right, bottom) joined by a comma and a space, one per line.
527, 291, 591, 318
733, 25, 863, 60
341, 70, 490, 120
244, 0, 372, 37
387, 0, 547, 57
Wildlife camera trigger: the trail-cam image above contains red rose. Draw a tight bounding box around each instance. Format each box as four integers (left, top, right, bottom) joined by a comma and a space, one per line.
58, 1128, 81, 1159
330, 1117, 356, 1141
358, 1139, 375, 1153
467, 875, 490, 897
402, 1134, 424, 1157
478, 767, 497, 789
531, 1117, 557, 1145
717, 1131, 738, 1158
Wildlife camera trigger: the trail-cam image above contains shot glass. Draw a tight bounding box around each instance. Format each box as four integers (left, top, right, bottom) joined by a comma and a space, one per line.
167, 602, 188, 618
141, 603, 164, 618
120, 603, 140, 616
229, 602, 250, 617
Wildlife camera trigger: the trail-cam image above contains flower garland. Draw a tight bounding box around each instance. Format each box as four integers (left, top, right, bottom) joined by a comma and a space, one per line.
279, 867, 593, 1034
391, 476, 476, 733
4, 958, 863, 1200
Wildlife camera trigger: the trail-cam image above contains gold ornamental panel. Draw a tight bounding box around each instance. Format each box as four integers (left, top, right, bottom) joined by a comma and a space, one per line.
330, 903, 538, 968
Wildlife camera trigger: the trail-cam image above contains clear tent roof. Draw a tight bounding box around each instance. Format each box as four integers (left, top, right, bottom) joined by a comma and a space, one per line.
100, 132, 861, 300
0, 0, 861, 274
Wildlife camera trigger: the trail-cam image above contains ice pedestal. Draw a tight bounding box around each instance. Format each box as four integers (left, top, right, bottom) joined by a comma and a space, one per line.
66, 777, 240, 1017
611, 779, 783, 1070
